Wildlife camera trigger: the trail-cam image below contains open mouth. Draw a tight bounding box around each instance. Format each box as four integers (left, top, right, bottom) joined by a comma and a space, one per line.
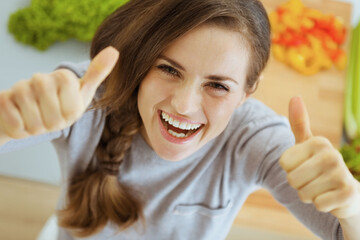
159, 110, 203, 140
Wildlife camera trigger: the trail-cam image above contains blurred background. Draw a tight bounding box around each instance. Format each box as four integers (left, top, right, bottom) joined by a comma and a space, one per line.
0, 0, 359, 239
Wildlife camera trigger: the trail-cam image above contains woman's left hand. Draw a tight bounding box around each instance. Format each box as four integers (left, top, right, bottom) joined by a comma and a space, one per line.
279, 96, 360, 219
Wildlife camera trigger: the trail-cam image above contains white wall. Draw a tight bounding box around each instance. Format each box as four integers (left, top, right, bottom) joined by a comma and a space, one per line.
340, 0, 360, 25
0, 0, 359, 185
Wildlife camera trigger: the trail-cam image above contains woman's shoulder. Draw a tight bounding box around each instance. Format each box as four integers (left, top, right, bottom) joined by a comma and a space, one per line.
230, 98, 290, 130
215, 98, 293, 154
221, 98, 294, 159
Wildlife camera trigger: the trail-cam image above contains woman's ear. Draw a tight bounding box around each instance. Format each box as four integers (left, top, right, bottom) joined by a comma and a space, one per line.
236, 75, 262, 108
236, 91, 252, 107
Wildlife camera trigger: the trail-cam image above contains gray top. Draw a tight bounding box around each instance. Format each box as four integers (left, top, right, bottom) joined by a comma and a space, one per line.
0, 61, 343, 240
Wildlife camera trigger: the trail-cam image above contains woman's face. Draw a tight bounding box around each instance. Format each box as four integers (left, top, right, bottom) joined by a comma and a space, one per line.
138, 24, 251, 161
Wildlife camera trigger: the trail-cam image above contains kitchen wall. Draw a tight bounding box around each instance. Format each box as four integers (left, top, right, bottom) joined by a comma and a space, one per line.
0, 0, 359, 185
343, 0, 360, 25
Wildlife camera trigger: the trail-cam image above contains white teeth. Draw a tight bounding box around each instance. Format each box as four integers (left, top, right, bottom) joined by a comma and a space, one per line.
161, 112, 202, 130
162, 113, 169, 122
179, 122, 187, 129
168, 129, 186, 138
173, 120, 180, 128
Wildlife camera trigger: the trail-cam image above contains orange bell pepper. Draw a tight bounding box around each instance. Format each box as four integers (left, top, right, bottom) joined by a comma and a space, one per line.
270, 0, 347, 75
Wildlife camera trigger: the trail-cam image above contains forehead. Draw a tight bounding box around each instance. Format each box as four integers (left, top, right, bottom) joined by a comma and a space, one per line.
161, 24, 249, 80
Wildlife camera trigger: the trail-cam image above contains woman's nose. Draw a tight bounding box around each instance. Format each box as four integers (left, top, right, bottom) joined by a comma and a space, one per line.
171, 81, 202, 115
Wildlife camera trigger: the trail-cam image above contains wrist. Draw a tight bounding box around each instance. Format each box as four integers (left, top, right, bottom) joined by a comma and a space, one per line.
338, 182, 360, 240
339, 214, 360, 240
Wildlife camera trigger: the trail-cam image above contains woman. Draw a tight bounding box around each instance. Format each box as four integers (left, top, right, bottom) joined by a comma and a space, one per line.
0, 0, 359, 239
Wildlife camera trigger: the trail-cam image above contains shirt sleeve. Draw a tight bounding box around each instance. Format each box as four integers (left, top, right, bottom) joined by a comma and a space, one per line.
56, 60, 90, 78
0, 129, 68, 154
253, 117, 344, 240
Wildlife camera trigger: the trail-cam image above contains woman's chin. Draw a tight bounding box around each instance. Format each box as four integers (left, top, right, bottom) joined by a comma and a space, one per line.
158, 151, 189, 162
154, 146, 194, 162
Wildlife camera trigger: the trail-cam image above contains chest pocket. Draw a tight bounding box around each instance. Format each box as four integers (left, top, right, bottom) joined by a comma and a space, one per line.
173, 200, 233, 218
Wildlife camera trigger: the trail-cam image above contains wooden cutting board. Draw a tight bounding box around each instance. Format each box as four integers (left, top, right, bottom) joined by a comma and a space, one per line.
254, 0, 352, 148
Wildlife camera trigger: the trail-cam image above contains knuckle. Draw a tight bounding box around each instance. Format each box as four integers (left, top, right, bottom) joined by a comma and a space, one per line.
341, 174, 355, 188
313, 197, 330, 212
46, 119, 67, 131
286, 174, 296, 188
328, 171, 350, 189
7, 125, 22, 135
8, 132, 26, 140
330, 177, 344, 189
53, 70, 74, 84
5, 125, 28, 139
319, 150, 340, 170
279, 150, 291, 170
63, 108, 82, 121
3, 115, 22, 131
53, 69, 79, 88
54, 69, 76, 78
333, 150, 345, 164
313, 200, 326, 212
321, 152, 334, 165
12, 79, 27, 89
279, 156, 285, 168
311, 136, 331, 149
27, 125, 46, 136
0, 92, 9, 107
297, 190, 310, 203
12, 81, 30, 101
0, 104, 24, 135
31, 74, 49, 92
61, 97, 83, 121
12, 90, 27, 104
342, 185, 356, 201
32, 73, 45, 80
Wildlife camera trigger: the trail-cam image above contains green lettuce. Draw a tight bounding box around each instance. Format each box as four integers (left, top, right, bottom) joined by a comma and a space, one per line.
8, 0, 129, 50
340, 138, 360, 181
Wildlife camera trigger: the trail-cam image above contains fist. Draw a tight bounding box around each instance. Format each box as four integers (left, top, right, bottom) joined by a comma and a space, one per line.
280, 96, 360, 219
0, 46, 119, 141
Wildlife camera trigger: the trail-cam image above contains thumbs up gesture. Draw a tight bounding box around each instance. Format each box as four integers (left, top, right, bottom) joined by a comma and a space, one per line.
0, 46, 119, 143
279, 96, 360, 220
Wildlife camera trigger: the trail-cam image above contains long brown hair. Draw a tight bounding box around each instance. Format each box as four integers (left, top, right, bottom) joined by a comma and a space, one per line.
57, 0, 270, 237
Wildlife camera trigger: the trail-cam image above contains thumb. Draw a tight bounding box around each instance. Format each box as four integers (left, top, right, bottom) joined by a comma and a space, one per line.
289, 96, 313, 143
80, 46, 119, 106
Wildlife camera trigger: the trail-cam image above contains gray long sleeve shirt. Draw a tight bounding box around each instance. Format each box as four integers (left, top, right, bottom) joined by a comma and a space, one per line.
0, 61, 343, 240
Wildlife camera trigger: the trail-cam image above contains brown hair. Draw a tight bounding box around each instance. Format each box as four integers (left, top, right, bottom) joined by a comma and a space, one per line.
57, 0, 270, 237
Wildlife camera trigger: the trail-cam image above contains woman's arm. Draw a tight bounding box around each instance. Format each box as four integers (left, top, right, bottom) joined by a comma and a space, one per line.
339, 210, 360, 240
280, 97, 360, 240
338, 184, 360, 240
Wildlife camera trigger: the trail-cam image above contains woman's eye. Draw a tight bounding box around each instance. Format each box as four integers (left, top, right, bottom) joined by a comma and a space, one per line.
157, 64, 180, 77
207, 82, 229, 92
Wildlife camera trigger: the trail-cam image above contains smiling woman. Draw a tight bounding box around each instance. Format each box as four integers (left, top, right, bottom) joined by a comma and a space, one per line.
138, 25, 251, 160
0, 0, 360, 240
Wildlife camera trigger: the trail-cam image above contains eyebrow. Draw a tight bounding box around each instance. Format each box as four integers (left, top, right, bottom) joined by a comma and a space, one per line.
158, 55, 239, 85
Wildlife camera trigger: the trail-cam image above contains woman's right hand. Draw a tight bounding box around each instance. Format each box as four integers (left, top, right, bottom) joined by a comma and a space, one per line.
0, 46, 119, 145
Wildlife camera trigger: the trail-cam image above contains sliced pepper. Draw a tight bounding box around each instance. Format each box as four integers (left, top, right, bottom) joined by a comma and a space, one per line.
270, 0, 347, 75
